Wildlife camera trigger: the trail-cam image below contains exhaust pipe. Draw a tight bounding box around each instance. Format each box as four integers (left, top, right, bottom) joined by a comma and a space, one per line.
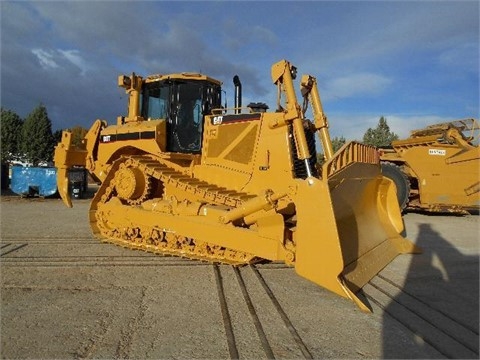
233, 75, 242, 114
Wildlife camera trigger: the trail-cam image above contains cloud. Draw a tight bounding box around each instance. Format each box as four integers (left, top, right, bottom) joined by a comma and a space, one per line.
1, 1, 477, 140
222, 20, 278, 52
58, 50, 89, 75
379, 114, 472, 139
31, 49, 59, 70
298, 1, 479, 76
31, 48, 89, 75
326, 113, 456, 141
323, 73, 392, 101
437, 42, 479, 73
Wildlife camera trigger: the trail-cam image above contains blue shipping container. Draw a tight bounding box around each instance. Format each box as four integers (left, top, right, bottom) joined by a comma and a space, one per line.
10, 166, 58, 197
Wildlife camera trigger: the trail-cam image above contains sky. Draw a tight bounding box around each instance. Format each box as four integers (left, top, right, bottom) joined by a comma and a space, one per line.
1, 1, 479, 141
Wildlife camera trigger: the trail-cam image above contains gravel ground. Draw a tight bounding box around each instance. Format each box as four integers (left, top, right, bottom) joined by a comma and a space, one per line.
1, 192, 478, 359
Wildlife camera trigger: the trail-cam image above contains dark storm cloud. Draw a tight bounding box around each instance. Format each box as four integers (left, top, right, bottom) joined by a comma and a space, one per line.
1, 1, 478, 140
0, 1, 268, 131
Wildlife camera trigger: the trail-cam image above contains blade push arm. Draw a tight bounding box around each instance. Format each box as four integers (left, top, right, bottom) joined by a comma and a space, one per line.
271, 60, 314, 177
300, 75, 334, 161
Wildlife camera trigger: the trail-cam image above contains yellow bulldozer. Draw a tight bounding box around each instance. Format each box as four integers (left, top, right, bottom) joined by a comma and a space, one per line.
379, 119, 479, 214
54, 60, 418, 311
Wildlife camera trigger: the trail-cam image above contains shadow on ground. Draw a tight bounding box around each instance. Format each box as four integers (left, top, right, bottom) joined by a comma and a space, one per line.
383, 223, 479, 358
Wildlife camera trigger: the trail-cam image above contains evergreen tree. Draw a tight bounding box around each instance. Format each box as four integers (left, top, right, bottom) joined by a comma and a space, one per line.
20, 104, 55, 166
1, 107, 24, 164
317, 135, 347, 165
331, 136, 346, 153
70, 126, 88, 148
53, 129, 63, 146
362, 116, 398, 147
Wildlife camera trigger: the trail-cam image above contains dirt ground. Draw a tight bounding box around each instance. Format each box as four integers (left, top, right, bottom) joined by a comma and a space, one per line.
1, 192, 478, 359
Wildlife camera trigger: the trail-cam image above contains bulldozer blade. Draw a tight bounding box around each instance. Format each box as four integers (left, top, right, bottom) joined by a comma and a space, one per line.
293, 164, 419, 312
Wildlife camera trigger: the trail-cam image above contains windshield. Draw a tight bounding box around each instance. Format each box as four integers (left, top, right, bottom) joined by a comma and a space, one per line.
141, 82, 170, 120
140, 79, 221, 153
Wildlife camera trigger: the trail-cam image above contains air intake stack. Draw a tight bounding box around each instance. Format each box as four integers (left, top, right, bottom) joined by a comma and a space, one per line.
233, 75, 242, 114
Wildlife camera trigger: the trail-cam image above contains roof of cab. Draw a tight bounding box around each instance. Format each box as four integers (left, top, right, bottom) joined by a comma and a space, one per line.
145, 72, 222, 86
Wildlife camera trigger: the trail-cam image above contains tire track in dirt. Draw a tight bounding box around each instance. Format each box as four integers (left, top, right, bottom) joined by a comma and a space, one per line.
115, 286, 149, 359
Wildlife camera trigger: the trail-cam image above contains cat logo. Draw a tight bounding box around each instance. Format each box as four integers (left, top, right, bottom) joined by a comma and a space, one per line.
212, 116, 223, 125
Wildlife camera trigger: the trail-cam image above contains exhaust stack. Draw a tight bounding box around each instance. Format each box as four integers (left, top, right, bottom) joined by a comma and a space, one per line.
233, 75, 242, 114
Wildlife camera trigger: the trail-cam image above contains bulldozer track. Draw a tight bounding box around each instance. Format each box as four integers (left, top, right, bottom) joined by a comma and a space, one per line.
1, 237, 96, 244
109, 154, 255, 207
213, 264, 313, 359
90, 155, 259, 266
234, 265, 275, 359
0, 243, 28, 257
0, 256, 198, 267
364, 275, 479, 359
0, 235, 287, 269
250, 265, 313, 359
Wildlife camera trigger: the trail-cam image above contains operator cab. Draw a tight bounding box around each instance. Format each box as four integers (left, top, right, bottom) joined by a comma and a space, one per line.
140, 75, 222, 154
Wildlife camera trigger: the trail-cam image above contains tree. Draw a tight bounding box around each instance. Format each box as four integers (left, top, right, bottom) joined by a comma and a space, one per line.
362, 116, 398, 147
317, 136, 347, 164
20, 104, 55, 166
53, 129, 63, 146
331, 136, 346, 153
69, 126, 88, 147
0, 108, 24, 164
